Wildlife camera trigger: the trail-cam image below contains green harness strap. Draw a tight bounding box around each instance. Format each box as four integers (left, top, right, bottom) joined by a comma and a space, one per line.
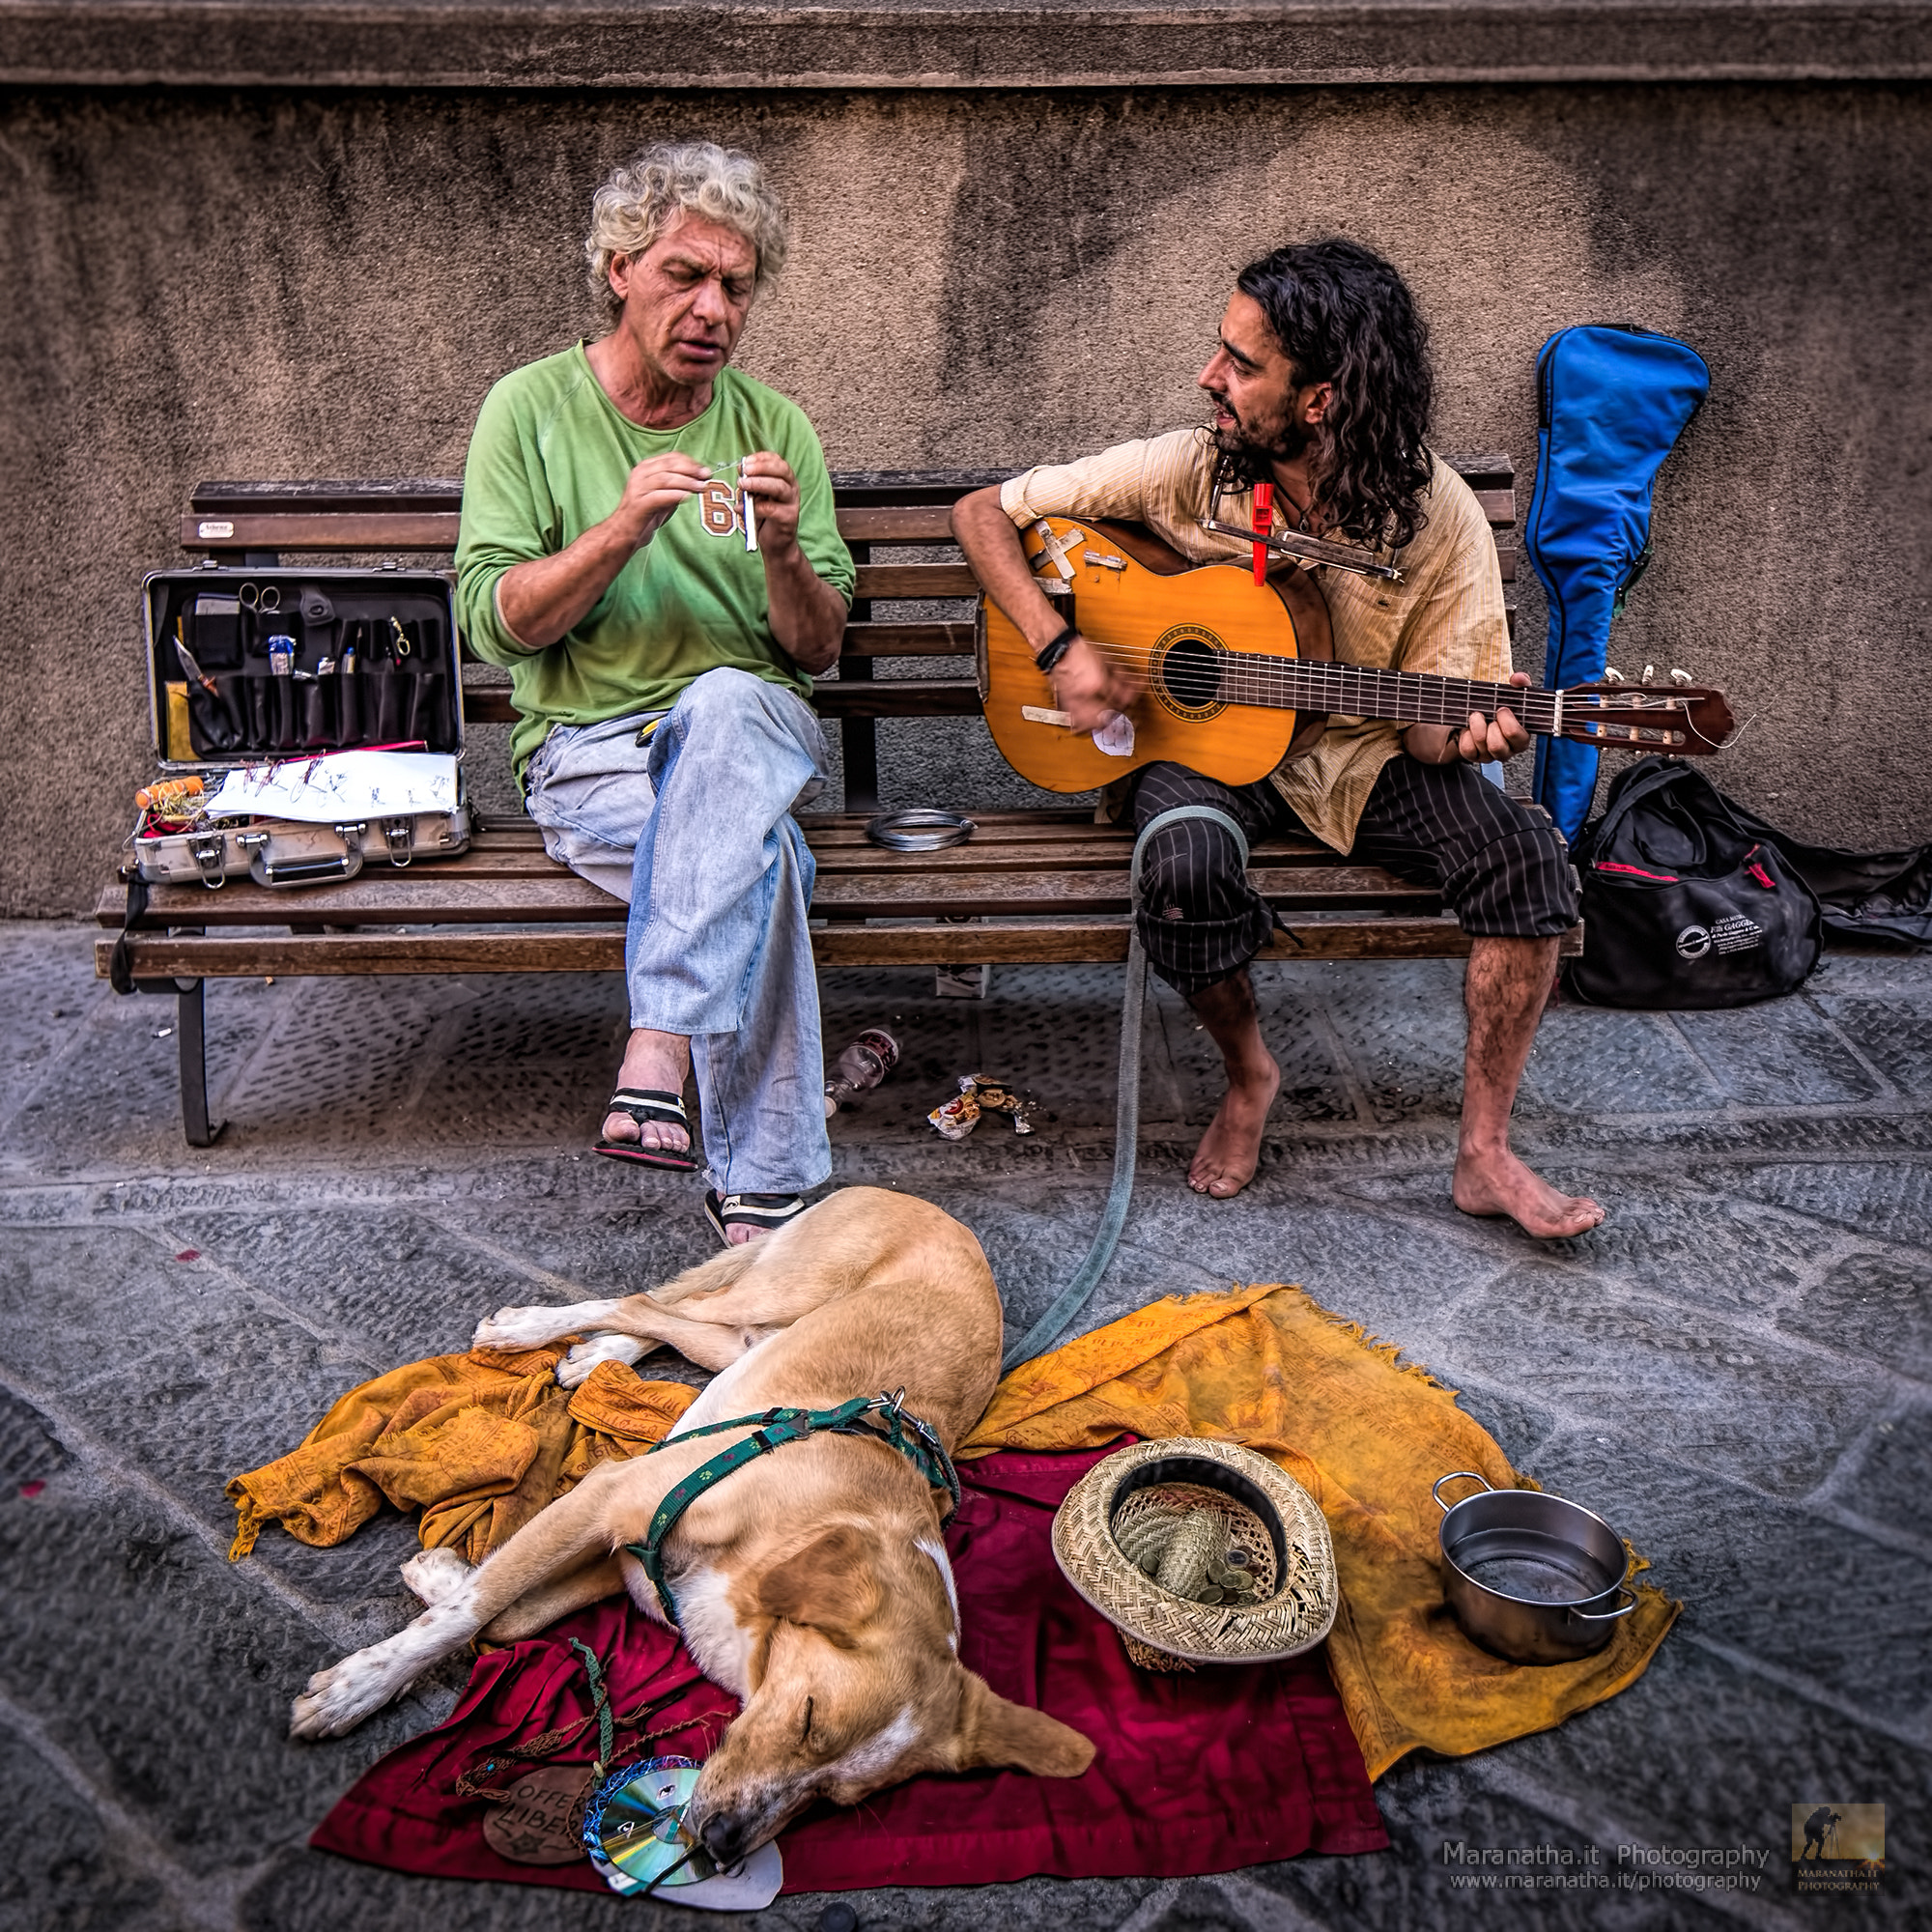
625, 1390, 961, 1626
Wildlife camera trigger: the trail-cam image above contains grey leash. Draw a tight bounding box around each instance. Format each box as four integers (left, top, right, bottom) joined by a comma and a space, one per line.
999, 803, 1252, 1371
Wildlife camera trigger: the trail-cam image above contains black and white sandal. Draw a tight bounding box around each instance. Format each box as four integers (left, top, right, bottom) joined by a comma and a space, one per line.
703, 1190, 807, 1246
593, 1089, 699, 1173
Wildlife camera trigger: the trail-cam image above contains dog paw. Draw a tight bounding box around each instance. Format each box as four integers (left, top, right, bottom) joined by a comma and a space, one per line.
472, 1304, 564, 1352
557, 1332, 649, 1389
400, 1546, 472, 1606
289, 1656, 388, 1740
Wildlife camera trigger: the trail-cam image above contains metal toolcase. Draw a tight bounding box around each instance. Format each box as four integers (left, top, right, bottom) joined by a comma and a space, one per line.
132, 565, 472, 887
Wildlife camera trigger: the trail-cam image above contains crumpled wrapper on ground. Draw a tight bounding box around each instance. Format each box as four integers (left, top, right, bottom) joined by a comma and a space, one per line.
928, 1073, 1037, 1140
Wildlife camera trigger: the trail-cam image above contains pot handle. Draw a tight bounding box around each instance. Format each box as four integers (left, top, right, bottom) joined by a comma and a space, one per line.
1433, 1470, 1493, 1513
1565, 1587, 1639, 1629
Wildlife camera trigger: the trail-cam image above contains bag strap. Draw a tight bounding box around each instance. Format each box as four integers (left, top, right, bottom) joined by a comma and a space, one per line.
1587, 755, 1735, 859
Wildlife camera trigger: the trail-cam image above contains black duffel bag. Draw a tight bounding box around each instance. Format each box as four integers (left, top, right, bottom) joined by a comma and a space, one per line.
1567, 758, 1821, 1008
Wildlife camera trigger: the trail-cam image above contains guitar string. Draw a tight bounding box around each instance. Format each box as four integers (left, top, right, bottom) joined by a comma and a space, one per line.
1023, 639, 1694, 735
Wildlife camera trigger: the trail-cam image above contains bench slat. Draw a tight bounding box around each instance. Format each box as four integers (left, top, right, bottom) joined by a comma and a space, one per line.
813, 679, 980, 718
810, 866, 1437, 917
467, 813, 1167, 851
853, 563, 980, 599
175, 812, 1339, 854
162, 835, 1328, 881
105, 875, 626, 925
809, 838, 1335, 873
96, 916, 1577, 981
116, 822, 1333, 876
98, 854, 1426, 929
815, 918, 1577, 966
178, 508, 969, 553
837, 507, 960, 541
182, 511, 461, 552
182, 497, 1514, 555
462, 677, 985, 725
840, 621, 976, 656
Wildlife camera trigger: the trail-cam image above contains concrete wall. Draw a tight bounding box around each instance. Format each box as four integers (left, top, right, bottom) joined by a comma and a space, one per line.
4, 15, 1930, 912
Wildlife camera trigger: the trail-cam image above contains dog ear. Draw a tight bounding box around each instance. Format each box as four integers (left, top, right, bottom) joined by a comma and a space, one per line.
756, 1524, 883, 1642
951, 1668, 1095, 1777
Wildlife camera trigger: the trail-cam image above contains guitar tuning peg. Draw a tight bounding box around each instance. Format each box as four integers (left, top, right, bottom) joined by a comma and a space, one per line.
1641, 664, 1656, 684
1669, 668, 1691, 685
1604, 667, 1625, 683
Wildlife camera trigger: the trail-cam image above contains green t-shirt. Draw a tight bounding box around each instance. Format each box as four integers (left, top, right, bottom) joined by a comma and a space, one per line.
455, 346, 854, 783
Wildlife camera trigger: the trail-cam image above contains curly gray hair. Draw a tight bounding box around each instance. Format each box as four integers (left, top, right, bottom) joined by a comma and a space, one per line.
584, 141, 787, 317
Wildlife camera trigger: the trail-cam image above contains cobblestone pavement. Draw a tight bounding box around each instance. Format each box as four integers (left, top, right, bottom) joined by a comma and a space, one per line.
2, 923, 1926, 1930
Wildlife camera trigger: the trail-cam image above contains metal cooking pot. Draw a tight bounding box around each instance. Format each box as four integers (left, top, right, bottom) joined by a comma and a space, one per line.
1433, 1471, 1638, 1664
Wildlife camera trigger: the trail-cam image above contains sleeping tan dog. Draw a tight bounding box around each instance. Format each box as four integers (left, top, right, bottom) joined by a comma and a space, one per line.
289, 1186, 1094, 1863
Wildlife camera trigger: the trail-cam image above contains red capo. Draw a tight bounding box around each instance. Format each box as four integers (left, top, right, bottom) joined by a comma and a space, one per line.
1251, 482, 1273, 584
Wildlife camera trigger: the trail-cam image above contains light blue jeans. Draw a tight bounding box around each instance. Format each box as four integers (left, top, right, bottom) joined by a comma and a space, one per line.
524, 668, 832, 1197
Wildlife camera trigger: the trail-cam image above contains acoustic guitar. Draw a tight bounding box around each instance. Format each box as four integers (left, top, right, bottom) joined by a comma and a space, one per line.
975, 516, 1734, 793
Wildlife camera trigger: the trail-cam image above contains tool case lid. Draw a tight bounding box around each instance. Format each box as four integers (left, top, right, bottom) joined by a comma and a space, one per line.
143, 564, 464, 773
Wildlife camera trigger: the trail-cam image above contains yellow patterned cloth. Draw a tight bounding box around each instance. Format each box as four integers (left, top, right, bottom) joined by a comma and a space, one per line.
227, 1285, 1675, 1778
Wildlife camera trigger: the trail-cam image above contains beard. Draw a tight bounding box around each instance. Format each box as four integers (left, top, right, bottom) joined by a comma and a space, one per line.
1208, 392, 1311, 484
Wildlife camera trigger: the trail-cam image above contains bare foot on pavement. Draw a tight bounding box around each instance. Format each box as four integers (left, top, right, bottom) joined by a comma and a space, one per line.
1453, 1145, 1605, 1238
1187, 1056, 1282, 1199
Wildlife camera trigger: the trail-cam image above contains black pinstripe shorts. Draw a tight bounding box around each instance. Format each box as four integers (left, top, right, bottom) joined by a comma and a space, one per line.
1129, 756, 1578, 996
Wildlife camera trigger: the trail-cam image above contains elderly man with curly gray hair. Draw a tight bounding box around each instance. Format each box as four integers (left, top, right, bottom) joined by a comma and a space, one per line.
457, 141, 855, 1245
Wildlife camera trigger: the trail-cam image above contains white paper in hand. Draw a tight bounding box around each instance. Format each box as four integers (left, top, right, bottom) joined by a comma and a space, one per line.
202, 751, 459, 823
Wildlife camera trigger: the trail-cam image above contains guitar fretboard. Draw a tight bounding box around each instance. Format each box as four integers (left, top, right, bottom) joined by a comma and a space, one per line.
1220, 654, 1567, 733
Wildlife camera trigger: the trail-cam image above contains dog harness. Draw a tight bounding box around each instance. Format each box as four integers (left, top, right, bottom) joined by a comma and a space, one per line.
625, 1389, 962, 1626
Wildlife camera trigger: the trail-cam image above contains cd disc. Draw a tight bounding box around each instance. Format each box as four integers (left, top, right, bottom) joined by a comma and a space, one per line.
585, 1758, 718, 1891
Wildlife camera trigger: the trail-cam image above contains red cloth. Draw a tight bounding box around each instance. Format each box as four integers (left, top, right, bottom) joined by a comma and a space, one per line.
312, 1447, 1386, 1889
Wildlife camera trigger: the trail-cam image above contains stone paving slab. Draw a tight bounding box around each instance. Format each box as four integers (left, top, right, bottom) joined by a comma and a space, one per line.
2, 923, 1928, 1929
1248, 1758, 1743, 1930
1669, 1004, 1889, 1109
1838, 1406, 1932, 1545
1521, 1435, 1932, 1721
0, 1468, 440, 1879
1711, 1161, 1932, 1250
1780, 1246, 1932, 1383
1489, 1640, 1920, 1930
1809, 994, 1932, 1101
1433, 1261, 1891, 1498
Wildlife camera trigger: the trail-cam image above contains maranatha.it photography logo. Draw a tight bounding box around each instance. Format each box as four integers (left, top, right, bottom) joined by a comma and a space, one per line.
1790, 1803, 1885, 1892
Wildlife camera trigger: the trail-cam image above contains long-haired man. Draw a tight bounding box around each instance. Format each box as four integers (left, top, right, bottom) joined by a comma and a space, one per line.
954, 239, 1602, 1238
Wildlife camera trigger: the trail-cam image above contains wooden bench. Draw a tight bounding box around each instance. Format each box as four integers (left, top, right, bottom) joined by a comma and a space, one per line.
98, 460, 1577, 1145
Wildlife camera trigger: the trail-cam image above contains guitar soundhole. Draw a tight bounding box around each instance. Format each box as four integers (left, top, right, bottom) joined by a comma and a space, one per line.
1154, 631, 1227, 722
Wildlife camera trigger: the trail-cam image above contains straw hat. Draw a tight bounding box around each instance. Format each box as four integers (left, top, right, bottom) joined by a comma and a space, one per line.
1051, 1437, 1338, 1671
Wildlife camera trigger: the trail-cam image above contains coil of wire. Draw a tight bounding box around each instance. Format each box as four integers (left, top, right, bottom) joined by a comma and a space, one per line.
865, 809, 976, 852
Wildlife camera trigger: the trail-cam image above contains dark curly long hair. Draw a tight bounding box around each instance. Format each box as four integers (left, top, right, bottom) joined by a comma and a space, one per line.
1226, 239, 1435, 551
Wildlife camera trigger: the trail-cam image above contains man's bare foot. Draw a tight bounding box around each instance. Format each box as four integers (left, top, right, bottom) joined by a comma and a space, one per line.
1187, 1055, 1281, 1198
601, 1026, 693, 1156
1453, 1145, 1605, 1238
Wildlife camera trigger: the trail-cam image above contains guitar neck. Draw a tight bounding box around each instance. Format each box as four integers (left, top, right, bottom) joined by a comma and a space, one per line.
1224, 653, 1564, 734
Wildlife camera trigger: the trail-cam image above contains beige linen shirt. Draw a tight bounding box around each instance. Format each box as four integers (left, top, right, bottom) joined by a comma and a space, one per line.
999, 428, 1510, 853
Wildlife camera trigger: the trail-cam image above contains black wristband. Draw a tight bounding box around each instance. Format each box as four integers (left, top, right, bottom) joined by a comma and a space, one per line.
1035, 624, 1078, 673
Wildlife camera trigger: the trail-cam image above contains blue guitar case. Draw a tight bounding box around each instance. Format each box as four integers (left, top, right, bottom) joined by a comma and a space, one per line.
1524, 325, 1710, 841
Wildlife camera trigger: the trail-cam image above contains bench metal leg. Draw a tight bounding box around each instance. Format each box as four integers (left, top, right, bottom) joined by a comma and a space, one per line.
177, 978, 222, 1148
